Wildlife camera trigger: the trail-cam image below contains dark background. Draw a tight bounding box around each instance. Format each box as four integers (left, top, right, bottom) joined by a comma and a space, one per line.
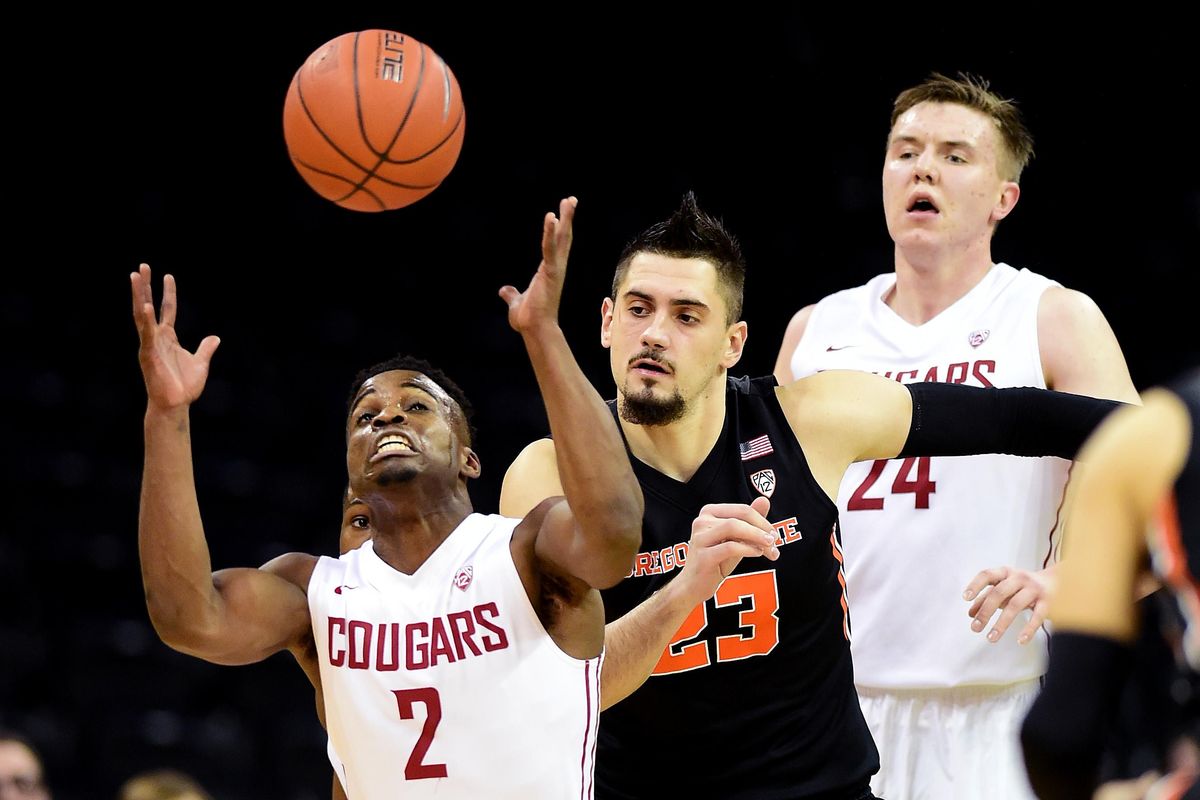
3, 13, 1197, 799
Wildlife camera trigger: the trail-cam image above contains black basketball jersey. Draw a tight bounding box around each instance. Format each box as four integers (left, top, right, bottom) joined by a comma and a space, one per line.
1155, 369, 1200, 683
596, 376, 878, 799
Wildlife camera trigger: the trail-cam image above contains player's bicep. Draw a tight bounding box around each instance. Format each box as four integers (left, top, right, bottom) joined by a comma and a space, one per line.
500, 438, 564, 518
794, 370, 913, 462
777, 371, 913, 498
200, 554, 314, 664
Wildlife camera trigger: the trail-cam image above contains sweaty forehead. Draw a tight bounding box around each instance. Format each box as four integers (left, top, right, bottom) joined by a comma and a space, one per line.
357, 370, 453, 408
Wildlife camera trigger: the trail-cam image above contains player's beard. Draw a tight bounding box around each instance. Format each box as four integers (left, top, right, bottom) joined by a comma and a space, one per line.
619, 384, 686, 426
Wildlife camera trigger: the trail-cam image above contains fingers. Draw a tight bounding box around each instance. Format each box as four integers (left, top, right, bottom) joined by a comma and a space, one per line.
161, 273, 178, 327
498, 285, 520, 308
968, 570, 1048, 643
963, 566, 1008, 601
708, 540, 774, 566
196, 335, 221, 366
750, 496, 771, 518
983, 586, 1039, 642
695, 502, 774, 534
541, 210, 557, 252
690, 513, 778, 559
969, 581, 1013, 631
1014, 601, 1047, 645
130, 264, 155, 331
542, 197, 577, 269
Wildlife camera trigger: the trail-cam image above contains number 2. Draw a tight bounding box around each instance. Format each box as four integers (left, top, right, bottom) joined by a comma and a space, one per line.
392, 687, 448, 780
847, 456, 937, 511
652, 570, 780, 675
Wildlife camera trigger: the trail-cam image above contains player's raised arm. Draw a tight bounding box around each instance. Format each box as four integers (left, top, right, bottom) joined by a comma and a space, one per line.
132, 264, 311, 665
500, 198, 643, 590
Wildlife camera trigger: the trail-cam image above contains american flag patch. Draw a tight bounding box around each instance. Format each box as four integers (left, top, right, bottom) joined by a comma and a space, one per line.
739, 434, 774, 461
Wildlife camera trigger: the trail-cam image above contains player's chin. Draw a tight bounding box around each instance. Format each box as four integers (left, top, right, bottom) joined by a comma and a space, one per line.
373, 461, 420, 486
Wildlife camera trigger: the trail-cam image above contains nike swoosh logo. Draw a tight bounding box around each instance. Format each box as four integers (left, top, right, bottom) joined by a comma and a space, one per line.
826, 345, 857, 351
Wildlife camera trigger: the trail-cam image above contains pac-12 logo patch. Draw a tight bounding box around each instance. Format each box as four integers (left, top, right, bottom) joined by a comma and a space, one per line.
968, 329, 990, 348
750, 469, 776, 498
453, 565, 474, 591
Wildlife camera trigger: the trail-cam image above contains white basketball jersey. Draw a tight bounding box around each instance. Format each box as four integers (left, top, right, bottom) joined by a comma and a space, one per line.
309, 513, 602, 799
791, 264, 1069, 688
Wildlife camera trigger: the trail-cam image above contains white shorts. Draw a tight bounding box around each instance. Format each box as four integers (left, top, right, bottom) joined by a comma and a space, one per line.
857, 680, 1040, 800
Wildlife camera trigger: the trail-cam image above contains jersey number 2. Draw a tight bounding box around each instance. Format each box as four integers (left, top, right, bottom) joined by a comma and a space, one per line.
652, 570, 780, 675
847, 456, 937, 510
392, 688, 448, 779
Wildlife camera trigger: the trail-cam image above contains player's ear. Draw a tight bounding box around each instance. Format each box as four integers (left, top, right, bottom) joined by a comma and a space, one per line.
721, 321, 748, 370
460, 447, 481, 481
601, 297, 615, 348
991, 181, 1020, 224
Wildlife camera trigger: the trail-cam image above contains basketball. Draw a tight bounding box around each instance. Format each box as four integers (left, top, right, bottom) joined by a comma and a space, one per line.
283, 30, 466, 212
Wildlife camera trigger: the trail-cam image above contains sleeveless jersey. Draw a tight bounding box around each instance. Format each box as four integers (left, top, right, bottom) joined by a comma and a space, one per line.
309, 513, 602, 799
1153, 369, 1200, 674
596, 376, 878, 799
790, 263, 1070, 687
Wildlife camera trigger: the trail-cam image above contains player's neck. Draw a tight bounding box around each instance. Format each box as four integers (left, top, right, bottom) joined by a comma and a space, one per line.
620, 379, 727, 483
362, 487, 473, 575
889, 241, 995, 325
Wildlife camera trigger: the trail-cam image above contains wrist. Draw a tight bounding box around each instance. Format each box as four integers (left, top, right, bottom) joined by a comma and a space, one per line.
144, 404, 190, 428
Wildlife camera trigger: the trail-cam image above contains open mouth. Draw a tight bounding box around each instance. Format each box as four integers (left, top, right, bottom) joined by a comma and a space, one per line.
374, 434, 416, 457
631, 359, 670, 375
907, 197, 939, 213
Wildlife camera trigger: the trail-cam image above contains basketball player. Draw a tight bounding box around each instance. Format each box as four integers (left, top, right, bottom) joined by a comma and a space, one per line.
131, 197, 644, 799
0, 729, 50, 800
1022, 368, 1200, 799
774, 73, 1138, 799
500, 192, 1127, 799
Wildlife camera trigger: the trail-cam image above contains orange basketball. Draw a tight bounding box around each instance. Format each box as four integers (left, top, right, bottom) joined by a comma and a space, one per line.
283, 30, 466, 212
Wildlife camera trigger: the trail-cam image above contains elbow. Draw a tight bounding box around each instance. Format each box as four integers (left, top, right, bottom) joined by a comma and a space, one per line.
144, 591, 220, 659
592, 518, 643, 590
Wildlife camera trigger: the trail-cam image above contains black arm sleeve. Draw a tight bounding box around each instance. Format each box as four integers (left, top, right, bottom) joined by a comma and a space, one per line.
898, 382, 1125, 459
1020, 632, 1133, 800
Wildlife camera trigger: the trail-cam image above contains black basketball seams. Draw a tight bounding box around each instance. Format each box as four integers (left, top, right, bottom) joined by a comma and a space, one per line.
290, 32, 462, 208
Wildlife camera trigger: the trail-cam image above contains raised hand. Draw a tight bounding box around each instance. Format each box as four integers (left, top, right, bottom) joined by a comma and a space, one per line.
499, 196, 577, 334
130, 263, 220, 412
671, 496, 779, 608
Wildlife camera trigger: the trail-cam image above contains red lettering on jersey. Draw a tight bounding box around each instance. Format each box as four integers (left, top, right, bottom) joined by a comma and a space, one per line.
474, 603, 510, 652
633, 553, 653, 577
947, 362, 969, 383
407, 622, 430, 670
376, 622, 401, 672
972, 359, 996, 388
447, 610, 482, 659
895, 369, 918, 383
329, 609, 510, 672
348, 620, 372, 670
923, 366, 939, 382
428, 618, 456, 666
329, 617, 347, 666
